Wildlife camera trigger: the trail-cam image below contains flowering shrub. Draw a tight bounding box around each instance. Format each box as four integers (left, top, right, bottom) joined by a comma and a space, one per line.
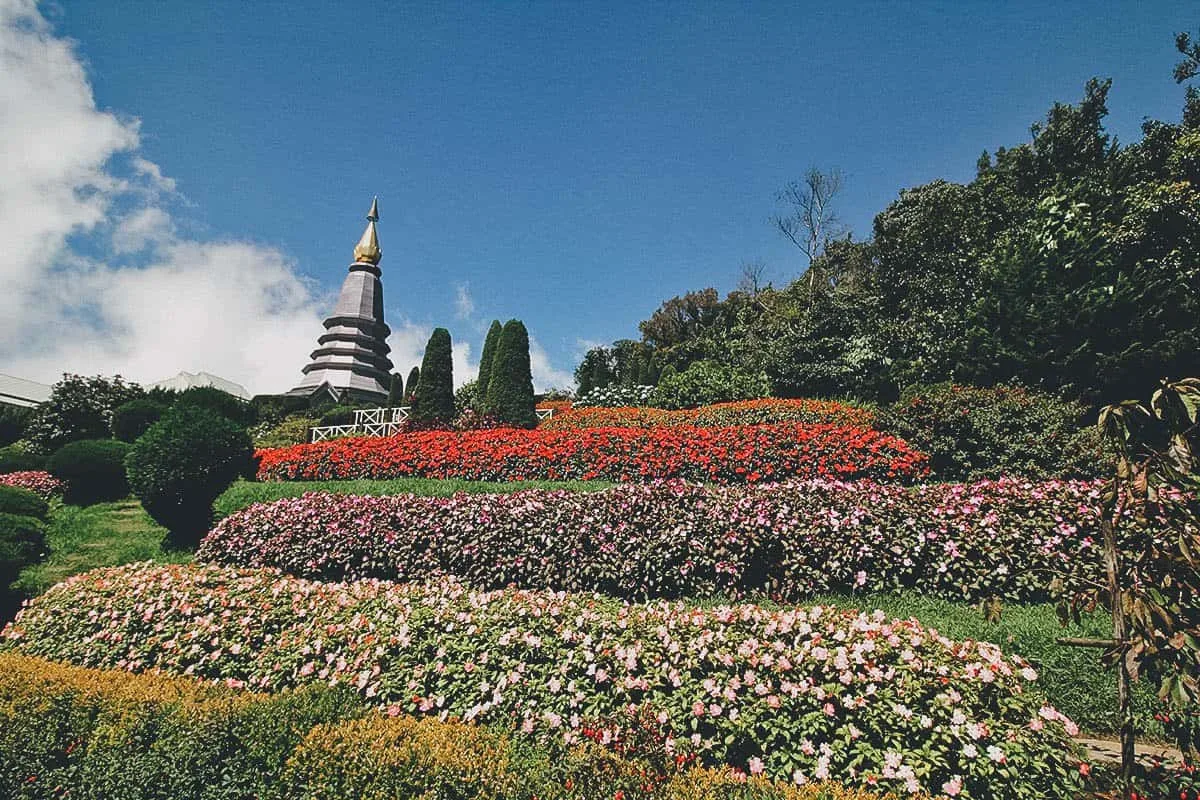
200, 479, 1118, 603
0, 654, 874, 800
574, 385, 656, 408
3, 563, 1086, 798
255, 423, 927, 484
0, 470, 65, 501
541, 399, 874, 431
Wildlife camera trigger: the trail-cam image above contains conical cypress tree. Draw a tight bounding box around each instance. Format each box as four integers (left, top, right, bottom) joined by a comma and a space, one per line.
412, 329, 455, 426
485, 319, 536, 427
405, 366, 420, 404
387, 373, 404, 406
476, 320, 503, 401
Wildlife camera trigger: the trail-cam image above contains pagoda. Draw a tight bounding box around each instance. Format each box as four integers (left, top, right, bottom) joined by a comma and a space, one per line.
288, 198, 394, 402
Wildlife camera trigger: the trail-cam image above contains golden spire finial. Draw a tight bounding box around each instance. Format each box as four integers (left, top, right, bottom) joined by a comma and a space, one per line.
353, 196, 382, 265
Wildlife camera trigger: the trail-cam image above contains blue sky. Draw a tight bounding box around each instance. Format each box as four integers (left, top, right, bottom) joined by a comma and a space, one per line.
2, 1, 1196, 392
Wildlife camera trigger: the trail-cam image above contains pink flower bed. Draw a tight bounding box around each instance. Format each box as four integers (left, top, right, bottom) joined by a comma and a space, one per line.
200, 478, 1117, 602
3, 562, 1084, 798
0, 470, 64, 500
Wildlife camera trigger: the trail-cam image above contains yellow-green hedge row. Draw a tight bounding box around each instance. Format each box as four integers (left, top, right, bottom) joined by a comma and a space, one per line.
0, 654, 892, 800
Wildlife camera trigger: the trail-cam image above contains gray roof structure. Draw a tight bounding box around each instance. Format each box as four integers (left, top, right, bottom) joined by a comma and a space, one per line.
288, 199, 393, 402
150, 371, 251, 400
0, 373, 51, 408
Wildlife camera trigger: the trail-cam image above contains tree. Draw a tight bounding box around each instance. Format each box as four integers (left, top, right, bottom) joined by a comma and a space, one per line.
386, 373, 404, 406
405, 366, 420, 404
485, 319, 536, 427
1057, 379, 1200, 794
773, 167, 847, 287
411, 329, 455, 427
476, 320, 503, 401
736, 259, 769, 296
25, 374, 145, 454
574, 347, 614, 397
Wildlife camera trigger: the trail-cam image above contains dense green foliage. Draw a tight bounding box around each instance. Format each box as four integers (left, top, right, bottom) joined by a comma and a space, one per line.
125, 407, 254, 549
0, 512, 45, 591
109, 399, 167, 443
47, 439, 131, 506
648, 361, 772, 410
411, 329, 455, 426
0, 486, 48, 521
877, 383, 1106, 480
386, 372, 404, 406
475, 319, 503, 400
173, 386, 254, 427
26, 375, 144, 454
578, 77, 1200, 409
252, 415, 316, 448
0, 406, 29, 448
0, 445, 44, 475
485, 319, 536, 427
576, 340, 658, 396
405, 366, 420, 403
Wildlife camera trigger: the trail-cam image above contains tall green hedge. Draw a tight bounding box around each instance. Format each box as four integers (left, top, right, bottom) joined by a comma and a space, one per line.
475, 320, 503, 401
405, 366, 420, 404
47, 439, 131, 506
386, 373, 404, 406
485, 320, 536, 427
411, 329, 455, 427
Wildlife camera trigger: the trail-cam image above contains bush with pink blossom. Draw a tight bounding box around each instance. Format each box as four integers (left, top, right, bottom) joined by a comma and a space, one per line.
198, 479, 1121, 603
2, 562, 1085, 798
0, 470, 65, 501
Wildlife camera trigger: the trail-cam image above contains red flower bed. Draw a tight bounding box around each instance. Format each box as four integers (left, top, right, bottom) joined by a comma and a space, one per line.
255, 422, 927, 483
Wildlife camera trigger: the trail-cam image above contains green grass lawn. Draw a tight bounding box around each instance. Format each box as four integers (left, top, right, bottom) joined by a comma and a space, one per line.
13, 500, 190, 597
213, 477, 614, 519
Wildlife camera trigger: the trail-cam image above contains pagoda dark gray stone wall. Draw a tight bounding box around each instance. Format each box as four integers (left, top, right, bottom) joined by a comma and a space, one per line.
288, 198, 393, 403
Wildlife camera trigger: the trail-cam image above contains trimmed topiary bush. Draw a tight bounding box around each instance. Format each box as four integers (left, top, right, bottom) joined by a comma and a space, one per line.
386, 372, 404, 406
125, 406, 254, 549
475, 319, 503, 401
173, 386, 254, 427
0, 486, 48, 521
0, 513, 45, 590
877, 382, 1106, 480
47, 439, 130, 506
253, 415, 317, 448
405, 366, 420, 404
484, 319, 536, 427
411, 328, 455, 427
110, 398, 167, 443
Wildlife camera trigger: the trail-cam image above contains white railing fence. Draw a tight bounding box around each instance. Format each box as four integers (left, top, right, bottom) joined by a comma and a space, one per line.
309, 405, 555, 442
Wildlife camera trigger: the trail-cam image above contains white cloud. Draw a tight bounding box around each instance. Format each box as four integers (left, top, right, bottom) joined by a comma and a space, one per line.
530, 336, 574, 392
0, 1, 572, 398
454, 283, 475, 319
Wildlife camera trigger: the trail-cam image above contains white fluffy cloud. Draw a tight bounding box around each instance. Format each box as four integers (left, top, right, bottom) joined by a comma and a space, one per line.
0, 0, 329, 395
0, 1, 574, 397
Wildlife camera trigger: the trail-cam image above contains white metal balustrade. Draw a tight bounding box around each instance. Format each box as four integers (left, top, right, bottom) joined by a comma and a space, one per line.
308, 405, 555, 442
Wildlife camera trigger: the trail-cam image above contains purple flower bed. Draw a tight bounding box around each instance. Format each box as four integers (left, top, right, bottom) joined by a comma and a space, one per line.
198, 479, 1118, 603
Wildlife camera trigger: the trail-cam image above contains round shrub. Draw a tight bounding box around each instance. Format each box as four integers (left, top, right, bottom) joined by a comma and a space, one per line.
110, 399, 167, 443
5, 563, 1087, 798
317, 405, 361, 427
126, 406, 254, 549
47, 439, 130, 506
0, 445, 45, 475
253, 416, 317, 448
877, 382, 1106, 480
173, 386, 255, 427
0, 512, 46, 590
0, 485, 48, 521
